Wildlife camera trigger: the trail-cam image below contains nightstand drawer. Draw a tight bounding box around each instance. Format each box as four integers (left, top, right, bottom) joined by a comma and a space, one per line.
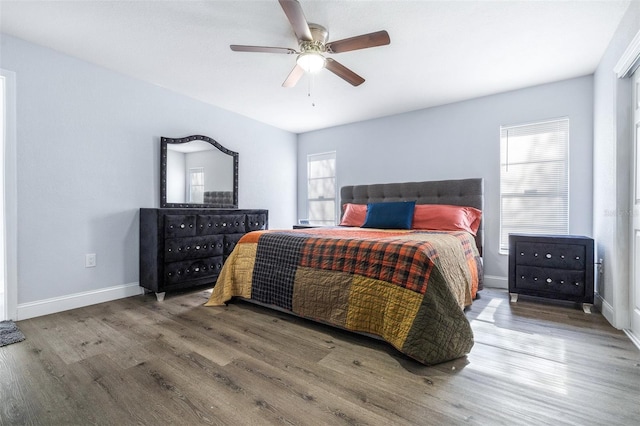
514, 241, 586, 270
515, 265, 586, 297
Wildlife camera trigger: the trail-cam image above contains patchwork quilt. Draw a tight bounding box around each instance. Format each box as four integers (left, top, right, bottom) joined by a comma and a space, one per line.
205, 227, 482, 365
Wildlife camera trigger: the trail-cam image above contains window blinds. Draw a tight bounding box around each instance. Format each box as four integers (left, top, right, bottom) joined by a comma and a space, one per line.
307, 151, 337, 225
499, 118, 569, 252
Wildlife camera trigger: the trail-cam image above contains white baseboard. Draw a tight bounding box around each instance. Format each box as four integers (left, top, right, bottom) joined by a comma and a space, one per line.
596, 292, 615, 328
623, 329, 640, 351
16, 282, 144, 320
483, 275, 508, 289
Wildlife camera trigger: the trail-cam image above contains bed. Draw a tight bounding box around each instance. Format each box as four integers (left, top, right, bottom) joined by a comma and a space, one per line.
205, 178, 484, 365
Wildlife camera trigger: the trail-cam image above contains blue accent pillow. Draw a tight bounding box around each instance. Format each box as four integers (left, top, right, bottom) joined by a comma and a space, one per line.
362, 201, 416, 229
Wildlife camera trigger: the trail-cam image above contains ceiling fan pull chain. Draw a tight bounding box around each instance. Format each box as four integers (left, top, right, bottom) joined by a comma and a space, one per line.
308, 74, 316, 107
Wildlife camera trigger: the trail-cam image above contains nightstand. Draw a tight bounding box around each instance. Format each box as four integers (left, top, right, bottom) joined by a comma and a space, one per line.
508, 234, 595, 313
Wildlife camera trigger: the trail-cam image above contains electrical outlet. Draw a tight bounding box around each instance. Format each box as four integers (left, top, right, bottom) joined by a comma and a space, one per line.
85, 253, 96, 268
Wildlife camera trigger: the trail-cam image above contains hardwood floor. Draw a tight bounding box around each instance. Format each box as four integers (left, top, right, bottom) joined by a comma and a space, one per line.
1, 288, 638, 425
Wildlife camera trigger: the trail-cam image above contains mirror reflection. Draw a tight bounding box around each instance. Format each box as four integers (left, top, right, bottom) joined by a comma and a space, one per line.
161, 135, 238, 208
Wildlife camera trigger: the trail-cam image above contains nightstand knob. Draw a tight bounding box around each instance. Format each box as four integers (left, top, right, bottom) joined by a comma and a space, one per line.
574, 282, 580, 286
534, 253, 539, 257
560, 280, 565, 284
561, 255, 565, 259
180, 224, 185, 229
520, 252, 524, 256
534, 277, 538, 281
575, 256, 580, 260
546, 253, 552, 259
546, 278, 552, 283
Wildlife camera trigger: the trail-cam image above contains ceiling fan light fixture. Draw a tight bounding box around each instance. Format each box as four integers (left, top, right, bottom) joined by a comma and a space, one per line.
297, 52, 326, 73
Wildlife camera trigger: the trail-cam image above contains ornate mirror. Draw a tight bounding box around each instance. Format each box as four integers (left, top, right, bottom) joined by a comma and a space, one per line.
161, 135, 238, 208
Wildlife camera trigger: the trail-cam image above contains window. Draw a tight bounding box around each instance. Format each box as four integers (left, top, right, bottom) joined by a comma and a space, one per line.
307, 152, 336, 226
499, 118, 569, 253
188, 167, 204, 203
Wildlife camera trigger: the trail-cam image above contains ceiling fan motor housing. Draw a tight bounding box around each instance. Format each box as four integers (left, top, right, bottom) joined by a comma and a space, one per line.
300, 24, 328, 53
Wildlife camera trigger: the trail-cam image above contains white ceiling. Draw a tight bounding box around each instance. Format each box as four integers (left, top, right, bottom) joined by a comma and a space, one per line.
0, 0, 631, 133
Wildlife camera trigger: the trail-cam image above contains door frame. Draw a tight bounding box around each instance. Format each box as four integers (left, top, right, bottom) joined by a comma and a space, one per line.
615, 29, 640, 347
1, 69, 18, 321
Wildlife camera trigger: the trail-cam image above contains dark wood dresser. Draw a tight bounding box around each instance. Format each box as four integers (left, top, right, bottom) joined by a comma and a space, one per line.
140, 208, 268, 300
508, 234, 595, 313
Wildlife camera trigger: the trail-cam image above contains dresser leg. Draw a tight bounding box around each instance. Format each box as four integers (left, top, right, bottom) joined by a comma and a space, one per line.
582, 303, 592, 314
155, 292, 166, 302
509, 293, 518, 303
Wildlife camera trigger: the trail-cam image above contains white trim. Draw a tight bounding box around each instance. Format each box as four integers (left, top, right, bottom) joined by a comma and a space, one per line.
623, 328, 640, 351
483, 275, 508, 290
1, 69, 17, 322
16, 282, 144, 320
614, 28, 640, 78
597, 292, 616, 329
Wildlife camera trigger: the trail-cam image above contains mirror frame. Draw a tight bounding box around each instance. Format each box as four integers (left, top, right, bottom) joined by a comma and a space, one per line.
160, 135, 239, 208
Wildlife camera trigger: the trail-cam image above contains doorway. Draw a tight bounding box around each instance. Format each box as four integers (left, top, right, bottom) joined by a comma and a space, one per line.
1, 69, 17, 322
0, 75, 5, 320
631, 70, 640, 344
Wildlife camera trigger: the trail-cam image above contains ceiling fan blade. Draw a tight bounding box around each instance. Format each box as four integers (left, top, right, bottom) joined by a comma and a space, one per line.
326, 30, 390, 54
325, 58, 365, 86
282, 64, 305, 88
230, 45, 297, 54
278, 0, 312, 42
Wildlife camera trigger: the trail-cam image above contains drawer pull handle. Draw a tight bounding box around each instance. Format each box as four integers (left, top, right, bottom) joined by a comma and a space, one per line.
560, 280, 565, 284
574, 282, 580, 286
545, 253, 552, 259
194, 267, 200, 272
534, 277, 538, 281
575, 256, 580, 260
534, 253, 538, 257
521, 275, 525, 279
546, 278, 552, 283
520, 252, 524, 256
180, 224, 185, 229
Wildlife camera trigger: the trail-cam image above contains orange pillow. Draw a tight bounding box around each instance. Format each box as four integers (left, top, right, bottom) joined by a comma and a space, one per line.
339, 203, 367, 227
412, 204, 482, 235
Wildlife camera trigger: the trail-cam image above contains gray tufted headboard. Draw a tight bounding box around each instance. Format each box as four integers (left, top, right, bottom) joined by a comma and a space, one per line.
340, 178, 484, 255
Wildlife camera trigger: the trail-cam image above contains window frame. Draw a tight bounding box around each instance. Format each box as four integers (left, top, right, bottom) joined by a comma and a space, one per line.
499, 117, 570, 254
306, 151, 337, 226
187, 167, 205, 204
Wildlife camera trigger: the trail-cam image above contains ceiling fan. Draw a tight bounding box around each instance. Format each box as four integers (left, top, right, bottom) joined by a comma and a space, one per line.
230, 0, 390, 87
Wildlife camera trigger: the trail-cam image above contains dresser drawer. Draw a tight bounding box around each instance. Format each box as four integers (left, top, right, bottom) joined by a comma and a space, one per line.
514, 265, 586, 297
223, 233, 245, 256
164, 256, 224, 285
164, 235, 224, 262
514, 241, 586, 270
197, 214, 246, 235
247, 213, 268, 231
164, 215, 197, 238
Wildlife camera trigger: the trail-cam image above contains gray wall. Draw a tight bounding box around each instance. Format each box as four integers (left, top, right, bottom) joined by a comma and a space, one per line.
593, 1, 640, 328
298, 76, 594, 285
0, 34, 297, 306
